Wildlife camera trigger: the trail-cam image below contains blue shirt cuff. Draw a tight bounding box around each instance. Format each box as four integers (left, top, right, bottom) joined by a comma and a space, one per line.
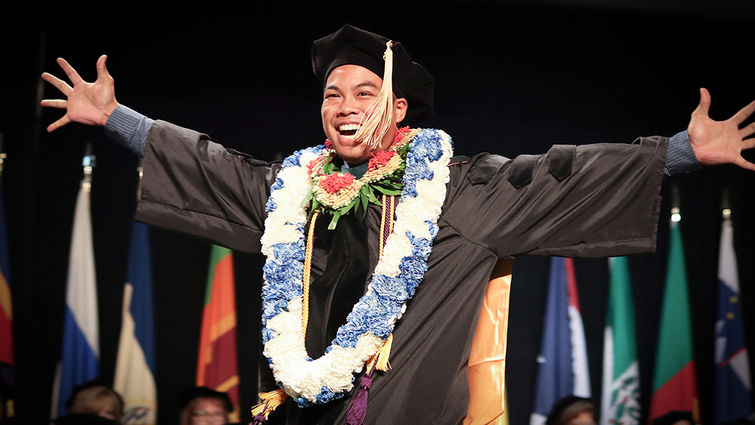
104, 104, 153, 157
664, 130, 702, 176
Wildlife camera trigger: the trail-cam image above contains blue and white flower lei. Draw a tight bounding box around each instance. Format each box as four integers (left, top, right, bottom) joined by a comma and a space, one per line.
259, 129, 453, 406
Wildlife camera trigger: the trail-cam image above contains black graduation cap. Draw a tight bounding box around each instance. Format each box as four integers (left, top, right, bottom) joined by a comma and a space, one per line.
311, 25, 434, 124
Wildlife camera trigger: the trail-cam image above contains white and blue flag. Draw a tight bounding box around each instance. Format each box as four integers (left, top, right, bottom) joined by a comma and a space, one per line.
114, 221, 157, 424
714, 217, 751, 424
51, 172, 99, 418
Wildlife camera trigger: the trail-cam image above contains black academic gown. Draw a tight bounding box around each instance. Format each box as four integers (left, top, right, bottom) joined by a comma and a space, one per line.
135, 121, 667, 425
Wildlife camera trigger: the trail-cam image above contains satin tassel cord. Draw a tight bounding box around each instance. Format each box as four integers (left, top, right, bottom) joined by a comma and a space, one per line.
353, 41, 395, 149
251, 389, 288, 424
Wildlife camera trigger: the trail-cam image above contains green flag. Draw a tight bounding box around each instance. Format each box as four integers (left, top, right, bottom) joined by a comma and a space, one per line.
600, 256, 640, 425
648, 221, 699, 422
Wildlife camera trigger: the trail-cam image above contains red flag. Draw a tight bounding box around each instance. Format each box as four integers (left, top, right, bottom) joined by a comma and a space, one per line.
196, 245, 240, 420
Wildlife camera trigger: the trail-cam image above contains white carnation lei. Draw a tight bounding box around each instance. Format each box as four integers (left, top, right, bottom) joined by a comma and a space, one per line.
260, 129, 453, 406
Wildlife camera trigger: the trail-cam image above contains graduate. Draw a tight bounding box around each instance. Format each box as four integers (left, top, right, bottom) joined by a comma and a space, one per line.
41, 25, 755, 425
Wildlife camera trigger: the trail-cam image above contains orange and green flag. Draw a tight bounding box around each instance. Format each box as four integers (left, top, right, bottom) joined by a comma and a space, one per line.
196, 245, 240, 420
648, 220, 699, 423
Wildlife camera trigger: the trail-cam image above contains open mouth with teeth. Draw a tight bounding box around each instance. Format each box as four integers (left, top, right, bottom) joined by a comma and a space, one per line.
338, 123, 361, 137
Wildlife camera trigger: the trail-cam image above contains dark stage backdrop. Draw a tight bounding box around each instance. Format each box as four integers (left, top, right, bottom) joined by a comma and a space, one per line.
4, 3, 755, 425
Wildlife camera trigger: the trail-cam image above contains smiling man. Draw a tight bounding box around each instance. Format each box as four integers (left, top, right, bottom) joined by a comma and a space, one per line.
321, 64, 408, 165
41, 25, 754, 425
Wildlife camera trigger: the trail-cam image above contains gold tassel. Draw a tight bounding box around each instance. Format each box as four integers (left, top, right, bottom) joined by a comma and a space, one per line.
366, 333, 393, 372
251, 389, 288, 421
354, 41, 395, 150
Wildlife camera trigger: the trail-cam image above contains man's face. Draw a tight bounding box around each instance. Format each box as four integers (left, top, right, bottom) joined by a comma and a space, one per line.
321, 64, 407, 165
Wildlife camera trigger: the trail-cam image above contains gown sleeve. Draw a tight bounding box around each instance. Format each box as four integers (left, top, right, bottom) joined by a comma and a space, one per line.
442, 136, 668, 259
135, 120, 281, 253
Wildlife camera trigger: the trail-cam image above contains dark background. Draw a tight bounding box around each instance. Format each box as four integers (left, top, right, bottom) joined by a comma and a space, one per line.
3, 2, 755, 424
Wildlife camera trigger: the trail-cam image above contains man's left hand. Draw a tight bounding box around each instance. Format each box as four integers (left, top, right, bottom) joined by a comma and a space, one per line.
688, 88, 755, 171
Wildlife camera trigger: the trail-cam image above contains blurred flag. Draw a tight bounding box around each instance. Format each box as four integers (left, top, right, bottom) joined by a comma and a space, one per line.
529, 257, 591, 425
196, 245, 240, 420
713, 216, 751, 424
51, 169, 99, 418
0, 177, 15, 419
114, 221, 157, 424
648, 219, 699, 422
600, 257, 640, 425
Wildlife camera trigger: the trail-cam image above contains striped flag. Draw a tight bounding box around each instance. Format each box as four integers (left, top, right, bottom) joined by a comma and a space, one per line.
0, 180, 14, 420
713, 216, 751, 424
600, 257, 640, 425
196, 245, 240, 420
530, 257, 591, 425
114, 221, 158, 424
648, 220, 699, 422
51, 171, 99, 418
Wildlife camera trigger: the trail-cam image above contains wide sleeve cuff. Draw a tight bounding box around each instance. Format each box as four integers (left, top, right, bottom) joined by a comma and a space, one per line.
104, 104, 154, 157
664, 130, 702, 176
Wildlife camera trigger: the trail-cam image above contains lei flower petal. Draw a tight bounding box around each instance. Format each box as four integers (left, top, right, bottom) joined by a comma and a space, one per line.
319, 173, 356, 194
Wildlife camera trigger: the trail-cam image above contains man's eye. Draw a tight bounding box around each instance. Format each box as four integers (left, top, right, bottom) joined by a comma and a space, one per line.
325, 93, 340, 99
358, 91, 374, 97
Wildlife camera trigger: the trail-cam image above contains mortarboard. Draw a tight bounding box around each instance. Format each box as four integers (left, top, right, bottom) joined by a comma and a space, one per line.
311, 25, 434, 125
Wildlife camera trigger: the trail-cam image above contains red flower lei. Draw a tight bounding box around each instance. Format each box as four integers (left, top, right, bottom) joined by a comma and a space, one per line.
319, 173, 356, 194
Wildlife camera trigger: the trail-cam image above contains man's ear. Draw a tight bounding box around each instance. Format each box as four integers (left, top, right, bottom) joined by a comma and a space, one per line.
393, 98, 408, 124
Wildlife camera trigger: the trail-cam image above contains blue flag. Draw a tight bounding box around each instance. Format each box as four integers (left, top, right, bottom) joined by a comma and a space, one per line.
713, 217, 752, 424
529, 257, 591, 425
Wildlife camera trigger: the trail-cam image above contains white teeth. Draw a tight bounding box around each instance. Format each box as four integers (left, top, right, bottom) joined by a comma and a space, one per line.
338, 123, 360, 132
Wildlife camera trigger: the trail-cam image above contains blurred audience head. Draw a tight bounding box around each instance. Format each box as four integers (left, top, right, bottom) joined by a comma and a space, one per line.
63, 380, 123, 424
178, 386, 233, 425
546, 395, 596, 425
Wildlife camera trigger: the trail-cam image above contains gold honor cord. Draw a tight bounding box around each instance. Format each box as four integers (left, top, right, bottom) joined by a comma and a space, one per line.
302, 211, 319, 336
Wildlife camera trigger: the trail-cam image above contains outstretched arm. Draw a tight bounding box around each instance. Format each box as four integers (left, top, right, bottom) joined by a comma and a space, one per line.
688, 88, 755, 171
40, 55, 119, 131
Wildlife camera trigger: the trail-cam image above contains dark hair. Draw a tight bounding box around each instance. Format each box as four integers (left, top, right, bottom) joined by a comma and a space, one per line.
177, 386, 233, 413
546, 395, 595, 425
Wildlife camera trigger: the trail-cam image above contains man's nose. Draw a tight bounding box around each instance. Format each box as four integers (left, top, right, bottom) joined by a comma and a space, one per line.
338, 95, 359, 116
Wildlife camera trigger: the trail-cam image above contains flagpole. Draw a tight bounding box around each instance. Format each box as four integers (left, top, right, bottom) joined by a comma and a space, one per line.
82, 142, 95, 190
0, 133, 6, 185
136, 158, 143, 201
670, 182, 681, 224
721, 186, 731, 220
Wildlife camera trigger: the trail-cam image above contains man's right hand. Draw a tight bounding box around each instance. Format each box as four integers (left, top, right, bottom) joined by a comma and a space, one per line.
41, 54, 119, 132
